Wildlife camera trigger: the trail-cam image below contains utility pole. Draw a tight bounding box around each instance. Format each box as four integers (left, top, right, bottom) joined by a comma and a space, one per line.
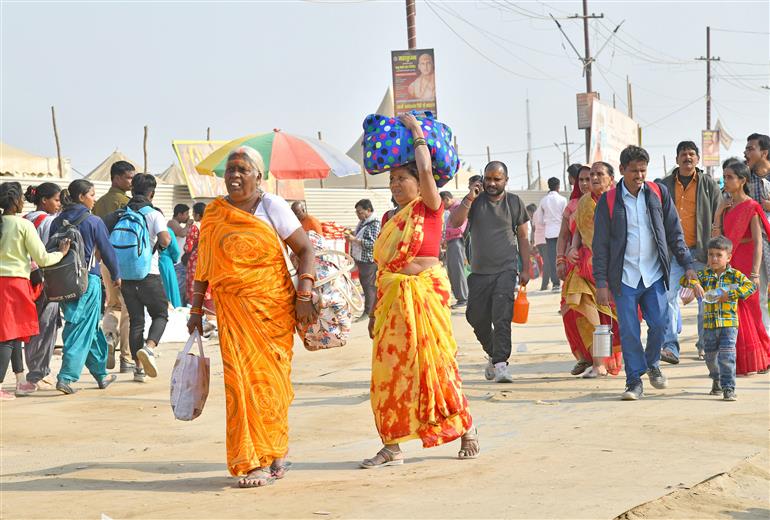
406, 0, 416, 49
537, 160, 542, 189
554, 126, 575, 185
575, 0, 602, 163
454, 135, 460, 189
663, 155, 668, 175
696, 26, 720, 176
626, 76, 634, 119
551, 1, 608, 164
143, 125, 148, 173
563, 125, 571, 165
526, 96, 532, 189
486, 145, 491, 164
50, 106, 63, 177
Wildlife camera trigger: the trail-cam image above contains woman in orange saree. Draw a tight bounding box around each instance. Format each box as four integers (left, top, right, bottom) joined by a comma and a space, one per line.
564, 162, 623, 378
715, 159, 770, 375
361, 114, 477, 468
187, 146, 317, 488
556, 165, 593, 375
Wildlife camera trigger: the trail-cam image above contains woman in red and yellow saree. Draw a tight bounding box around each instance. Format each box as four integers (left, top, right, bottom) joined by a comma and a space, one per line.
564, 162, 623, 378
715, 160, 770, 375
556, 165, 593, 375
361, 114, 477, 469
187, 146, 317, 489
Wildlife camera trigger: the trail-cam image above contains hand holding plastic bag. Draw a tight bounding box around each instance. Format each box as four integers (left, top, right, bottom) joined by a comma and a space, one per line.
169, 330, 210, 421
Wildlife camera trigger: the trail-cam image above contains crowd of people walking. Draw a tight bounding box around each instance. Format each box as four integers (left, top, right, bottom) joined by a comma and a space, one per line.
1, 126, 769, 488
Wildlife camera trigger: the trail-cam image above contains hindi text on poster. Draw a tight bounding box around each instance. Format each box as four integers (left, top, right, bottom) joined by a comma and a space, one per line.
391, 48, 437, 117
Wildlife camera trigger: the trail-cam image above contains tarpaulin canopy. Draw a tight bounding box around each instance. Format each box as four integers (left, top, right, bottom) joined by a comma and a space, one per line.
86, 150, 140, 181
0, 141, 70, 179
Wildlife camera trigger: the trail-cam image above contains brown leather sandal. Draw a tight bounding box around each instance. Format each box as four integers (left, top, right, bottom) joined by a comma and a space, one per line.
360, 447, 404, 469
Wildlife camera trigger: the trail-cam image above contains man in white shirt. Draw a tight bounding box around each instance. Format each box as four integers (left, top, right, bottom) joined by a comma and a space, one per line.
538, 177, 567, 291
105, 174, 171, 383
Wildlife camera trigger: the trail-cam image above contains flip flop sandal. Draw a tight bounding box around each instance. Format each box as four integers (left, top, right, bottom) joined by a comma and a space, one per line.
237, 468, 275, 488
270, 460, 293, 479
360, 447, 404, 469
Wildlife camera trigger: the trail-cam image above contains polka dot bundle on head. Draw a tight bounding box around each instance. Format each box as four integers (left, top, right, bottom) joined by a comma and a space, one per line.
361, 112, 459, 187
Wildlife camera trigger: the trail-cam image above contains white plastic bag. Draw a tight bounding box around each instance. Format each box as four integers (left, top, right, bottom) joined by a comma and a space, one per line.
169, 331, 210, 421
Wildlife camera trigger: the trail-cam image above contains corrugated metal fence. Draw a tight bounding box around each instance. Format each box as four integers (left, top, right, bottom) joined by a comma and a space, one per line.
304, 188, 552, 227
7, 176, 555, 228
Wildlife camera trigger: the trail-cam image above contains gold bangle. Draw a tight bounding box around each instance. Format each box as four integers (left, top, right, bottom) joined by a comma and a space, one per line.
299, 273, 315, 283
190, 307, 203, 316
414, 137, 427, 147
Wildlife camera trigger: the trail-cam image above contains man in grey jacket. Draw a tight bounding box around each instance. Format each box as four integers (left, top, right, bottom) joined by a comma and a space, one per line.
658, 141, 720, 364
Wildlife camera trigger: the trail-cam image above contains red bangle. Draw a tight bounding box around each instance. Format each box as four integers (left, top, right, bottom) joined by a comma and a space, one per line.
190, 307, 203, 316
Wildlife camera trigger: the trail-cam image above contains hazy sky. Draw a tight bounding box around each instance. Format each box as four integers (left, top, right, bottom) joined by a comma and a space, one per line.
2, 1, 768, 187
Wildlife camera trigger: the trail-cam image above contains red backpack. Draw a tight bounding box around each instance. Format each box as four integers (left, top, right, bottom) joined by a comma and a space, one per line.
605, 181, 662, 219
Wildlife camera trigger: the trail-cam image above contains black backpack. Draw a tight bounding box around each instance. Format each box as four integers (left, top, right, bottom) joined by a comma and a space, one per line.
41, 212, 91, 302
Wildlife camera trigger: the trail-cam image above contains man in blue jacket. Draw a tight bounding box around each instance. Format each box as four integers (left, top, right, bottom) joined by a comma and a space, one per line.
593, 146, 699, 400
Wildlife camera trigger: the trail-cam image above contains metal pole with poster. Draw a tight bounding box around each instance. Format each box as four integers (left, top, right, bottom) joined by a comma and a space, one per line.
701, 130, 720, 179
392, 48, 437, 117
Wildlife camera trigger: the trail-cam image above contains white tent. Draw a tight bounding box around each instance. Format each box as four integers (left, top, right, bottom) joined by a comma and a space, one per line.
86, 150, 140, 181
0, 141, 70, 179
157, 163, 186, 185
306, 87, 394, 189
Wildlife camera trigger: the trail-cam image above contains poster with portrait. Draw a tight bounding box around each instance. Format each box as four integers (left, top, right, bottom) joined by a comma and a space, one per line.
702, 130, 720, 167
391, 48, 437, 117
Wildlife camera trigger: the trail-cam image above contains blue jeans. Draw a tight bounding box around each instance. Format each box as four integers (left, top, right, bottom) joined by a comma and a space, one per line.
663, 255, 705, 358
174, 262, 187, 307
614, 278, 670, 385
702, 327, 737, 390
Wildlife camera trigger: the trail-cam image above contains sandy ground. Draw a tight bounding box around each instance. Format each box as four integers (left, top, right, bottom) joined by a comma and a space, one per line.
1, 290, 769, 519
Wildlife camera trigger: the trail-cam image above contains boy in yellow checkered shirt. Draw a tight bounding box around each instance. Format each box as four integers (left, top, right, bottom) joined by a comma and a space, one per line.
680, 236, 755, 401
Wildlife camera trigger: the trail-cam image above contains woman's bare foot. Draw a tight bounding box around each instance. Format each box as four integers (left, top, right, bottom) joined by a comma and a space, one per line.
582, 365, 608, 378
458, 427, 480, 459
237, 467, 275, 488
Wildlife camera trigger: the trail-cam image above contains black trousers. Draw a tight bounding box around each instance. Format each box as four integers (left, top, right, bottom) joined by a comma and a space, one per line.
0, 340, 24, 383
120, 275, 169, 358
542, 238, 560, 289
466, 270, 517, 364
355, 260, 378, 316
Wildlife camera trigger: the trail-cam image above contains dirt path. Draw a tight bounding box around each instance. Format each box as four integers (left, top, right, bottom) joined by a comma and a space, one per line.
2, 291, 768, 519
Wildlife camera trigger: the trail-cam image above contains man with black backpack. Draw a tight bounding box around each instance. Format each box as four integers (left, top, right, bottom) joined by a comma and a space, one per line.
104, 174, 171, 383
449, 161, 531, 384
